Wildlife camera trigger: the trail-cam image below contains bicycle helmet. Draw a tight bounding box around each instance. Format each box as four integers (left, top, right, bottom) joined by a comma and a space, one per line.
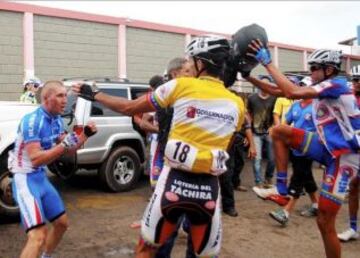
307, 49, 342, 70
231, 24, 269, 73
351, 65, 360, 79
185, 35, 230, 67
23, 77, 42, 87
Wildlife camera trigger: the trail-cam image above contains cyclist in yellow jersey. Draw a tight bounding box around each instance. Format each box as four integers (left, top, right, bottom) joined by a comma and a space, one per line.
72, 35, 245, 258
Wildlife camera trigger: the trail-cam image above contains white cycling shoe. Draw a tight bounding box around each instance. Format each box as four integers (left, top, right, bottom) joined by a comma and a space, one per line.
337, 228, 359, 242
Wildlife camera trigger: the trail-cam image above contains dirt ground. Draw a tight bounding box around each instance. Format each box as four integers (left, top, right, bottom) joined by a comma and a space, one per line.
0, 161, 359, 258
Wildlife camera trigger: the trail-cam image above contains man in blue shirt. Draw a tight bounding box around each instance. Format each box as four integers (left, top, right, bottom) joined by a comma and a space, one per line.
9, 80, 96, 258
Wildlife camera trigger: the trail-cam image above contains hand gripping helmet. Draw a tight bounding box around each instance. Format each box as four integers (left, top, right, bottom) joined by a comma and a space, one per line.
307, 49, 342, 70
185, 35, 230, 67
231, 24, 269, 73
351, 65, 360, 79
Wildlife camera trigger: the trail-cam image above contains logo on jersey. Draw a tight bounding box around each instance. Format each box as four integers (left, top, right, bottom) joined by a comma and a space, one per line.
186, 106, 196, 118
304, 113, 312, 121
186, 106, 235, 123
324, 174, 335, 186
316, 104, 330, 121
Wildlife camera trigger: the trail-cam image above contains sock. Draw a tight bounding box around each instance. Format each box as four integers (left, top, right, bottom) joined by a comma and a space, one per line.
350, 215, 357, 231
41, 253, 52, 258
276, 171, 288, 196
283, 209, 289, 218
312, 203, 318, 209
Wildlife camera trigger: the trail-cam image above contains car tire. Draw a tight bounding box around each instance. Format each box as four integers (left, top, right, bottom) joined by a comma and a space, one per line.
0, 152, 19, 218
99, 146, 141, 192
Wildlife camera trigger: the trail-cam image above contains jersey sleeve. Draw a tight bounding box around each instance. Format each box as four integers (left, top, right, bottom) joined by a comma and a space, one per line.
21, 112, 42, 144
312, 78, 348, 99
149, 79, 178, 109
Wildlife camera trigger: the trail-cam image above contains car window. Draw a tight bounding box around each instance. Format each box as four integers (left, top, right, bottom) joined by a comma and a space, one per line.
91, 88, 128, 117
131, 88, 149, 100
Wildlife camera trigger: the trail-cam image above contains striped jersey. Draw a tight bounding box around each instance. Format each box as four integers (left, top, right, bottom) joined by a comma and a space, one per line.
148, 76, 245, 174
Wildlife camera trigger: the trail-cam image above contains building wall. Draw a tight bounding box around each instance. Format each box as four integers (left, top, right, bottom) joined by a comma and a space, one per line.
34, 15, 118, 82
126, 28, 184, 83
278, 49, 304, 72
350, 59, 360, 69
0, 10, 23, 100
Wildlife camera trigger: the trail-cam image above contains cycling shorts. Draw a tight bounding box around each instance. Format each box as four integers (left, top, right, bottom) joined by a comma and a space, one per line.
12, 170, 65, 232
141, 166, 221, 257
291, 128, 360, 210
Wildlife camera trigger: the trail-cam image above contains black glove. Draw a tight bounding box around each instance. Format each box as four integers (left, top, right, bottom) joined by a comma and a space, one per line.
84, 125, 97, 137
79, 84, 99, 101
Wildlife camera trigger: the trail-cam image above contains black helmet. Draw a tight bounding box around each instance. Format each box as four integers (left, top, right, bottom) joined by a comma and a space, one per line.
185, 35, 230, 67
231, 24, 268, 73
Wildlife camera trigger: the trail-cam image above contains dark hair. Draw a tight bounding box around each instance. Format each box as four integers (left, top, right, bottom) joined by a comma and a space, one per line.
196, 51, 229, 77
149, 75, 164, 89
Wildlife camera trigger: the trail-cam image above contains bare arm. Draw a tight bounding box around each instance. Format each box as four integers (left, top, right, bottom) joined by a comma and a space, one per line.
273, 113, 281, 126
25, 122, 96, 167
265, 64, 319, 99
244, 127, 256, 159
246, 76, 285, 97
95, 93, 156, 115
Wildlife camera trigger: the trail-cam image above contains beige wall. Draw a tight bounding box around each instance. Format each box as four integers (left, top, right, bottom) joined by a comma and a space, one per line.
278, 49, 303, 72
126, 28, 185, 83
34, 15, 118, 82
0, 11, 24, 101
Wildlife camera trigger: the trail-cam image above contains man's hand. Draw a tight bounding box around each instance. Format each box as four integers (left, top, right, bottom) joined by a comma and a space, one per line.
84, 122, 97, 138
72, 83, 99, 101
61, 132, 80, 149
247, 39, 272, 66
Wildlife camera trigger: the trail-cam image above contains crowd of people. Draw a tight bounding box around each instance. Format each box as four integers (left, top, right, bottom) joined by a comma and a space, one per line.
8, 26, 360, 258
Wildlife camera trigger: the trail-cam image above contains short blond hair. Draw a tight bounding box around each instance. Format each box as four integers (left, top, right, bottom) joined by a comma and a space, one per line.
41, 80, 64, 102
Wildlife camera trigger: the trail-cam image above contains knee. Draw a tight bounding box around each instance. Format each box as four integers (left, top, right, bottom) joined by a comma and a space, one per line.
270, 125, 285, 139
27, 228, 47, 249
53, 216, 69, 233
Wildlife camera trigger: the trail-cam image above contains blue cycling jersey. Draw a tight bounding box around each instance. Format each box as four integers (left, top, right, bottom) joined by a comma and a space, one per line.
9, 106, 64, 174
311, 77, 360, 157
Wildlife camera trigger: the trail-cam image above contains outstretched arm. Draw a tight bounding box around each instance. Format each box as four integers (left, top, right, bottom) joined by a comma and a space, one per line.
247, 39, 319, 100
72, 83, 156, 115
246, 76, 284, 97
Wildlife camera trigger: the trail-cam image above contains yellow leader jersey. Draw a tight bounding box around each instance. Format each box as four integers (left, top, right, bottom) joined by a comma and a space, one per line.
273, 97, 293, 124
149, 76, 245, 175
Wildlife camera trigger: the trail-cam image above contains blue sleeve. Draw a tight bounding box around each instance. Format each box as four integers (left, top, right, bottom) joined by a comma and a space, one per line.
312, 78, 350, 99
285, 104, 294, 124
21, 112, 42, 144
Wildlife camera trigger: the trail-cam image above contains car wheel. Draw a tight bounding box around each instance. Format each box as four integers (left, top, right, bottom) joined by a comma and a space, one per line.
0, 153, 19, 217
99, 146, 141, 192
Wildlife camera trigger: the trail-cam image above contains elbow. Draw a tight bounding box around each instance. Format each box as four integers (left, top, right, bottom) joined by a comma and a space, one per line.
283, 91, 296, 99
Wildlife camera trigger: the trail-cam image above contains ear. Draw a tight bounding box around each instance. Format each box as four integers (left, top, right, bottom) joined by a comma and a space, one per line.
325, 66, 335, 77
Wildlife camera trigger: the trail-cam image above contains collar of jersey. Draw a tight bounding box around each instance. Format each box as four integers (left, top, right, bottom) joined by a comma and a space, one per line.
198, 76, 224, 86
39, 105, 57, 120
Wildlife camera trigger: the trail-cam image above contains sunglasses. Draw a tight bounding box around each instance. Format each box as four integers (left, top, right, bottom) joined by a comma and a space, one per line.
310, 65, 323, 72
352, 78, 360, 83
34, 84, 40, 88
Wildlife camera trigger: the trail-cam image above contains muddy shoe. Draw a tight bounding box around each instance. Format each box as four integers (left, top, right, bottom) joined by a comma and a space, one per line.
269, 209, 288, 226
300, 206, 318, 217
